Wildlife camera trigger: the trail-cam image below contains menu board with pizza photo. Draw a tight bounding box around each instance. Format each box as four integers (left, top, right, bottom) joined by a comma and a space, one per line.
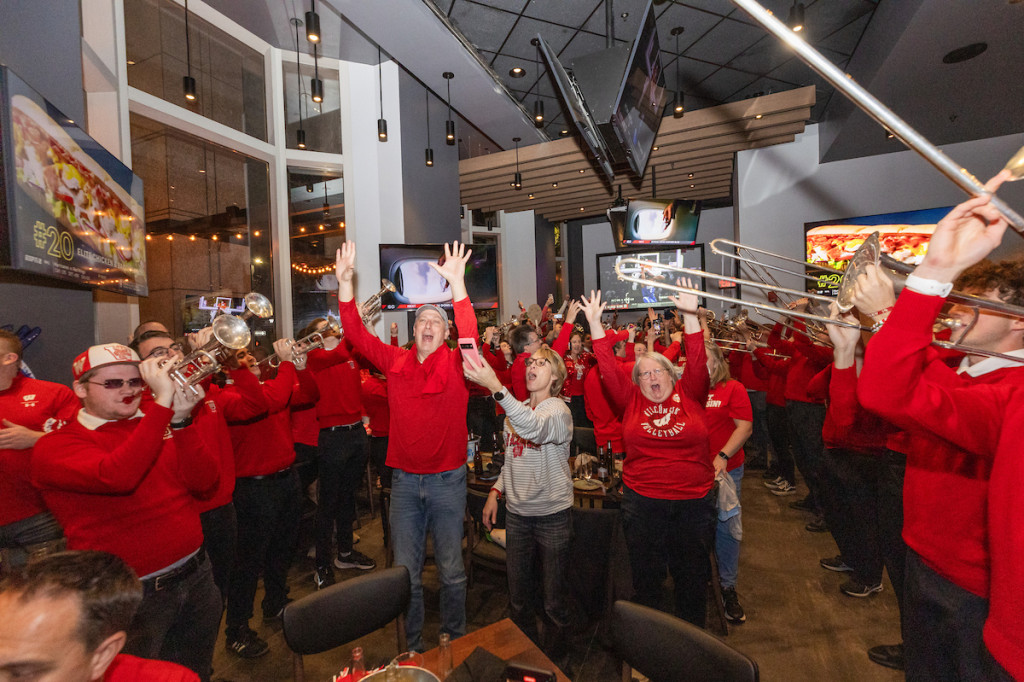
0, 67, 147, 295
803, 206, 950, 297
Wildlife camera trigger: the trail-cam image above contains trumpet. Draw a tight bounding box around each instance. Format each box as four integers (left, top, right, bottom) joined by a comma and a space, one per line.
164, 315, 252, 396
359, 279, 397, 324
259, 315, 341, 369
613, 251, 1024, 365
237, 292, 274, 322
495, 316, 520, 337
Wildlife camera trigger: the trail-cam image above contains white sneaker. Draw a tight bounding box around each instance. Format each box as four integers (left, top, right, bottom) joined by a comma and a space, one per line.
763, 476, 786, 489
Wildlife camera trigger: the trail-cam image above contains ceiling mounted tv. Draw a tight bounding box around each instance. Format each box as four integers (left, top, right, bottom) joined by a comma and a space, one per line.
537, 0, 666, 184
379, 243, 498, 311
610, 198, 702, 249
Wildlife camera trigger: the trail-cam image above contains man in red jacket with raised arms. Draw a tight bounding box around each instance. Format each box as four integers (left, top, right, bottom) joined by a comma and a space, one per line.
31, 344, 221, 681
335, 240, 477, 652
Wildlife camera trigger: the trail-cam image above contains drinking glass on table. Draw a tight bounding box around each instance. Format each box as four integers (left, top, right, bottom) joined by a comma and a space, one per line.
391, 651, 425, 668
581, 459, 593, 482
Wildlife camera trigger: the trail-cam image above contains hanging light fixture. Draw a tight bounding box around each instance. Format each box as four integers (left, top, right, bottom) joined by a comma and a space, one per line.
443, 71, 455, 145
510, 137, 522, 190
671, 27, 685, 119
531, 38, 545, 127
424, 88, 434, 167
377, 46, 388, 141
291, 18, 307, 148
322, 179, 330, 218
788, 2, 806, 32
182, 0, 197, 101
311, 43, 324, 103
305, 0, 321, 43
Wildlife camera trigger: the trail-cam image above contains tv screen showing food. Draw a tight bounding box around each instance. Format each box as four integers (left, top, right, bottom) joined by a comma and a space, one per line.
379, 243, 498, 311
804, 206, 949, 297
0, 67, 147, 295
597, 247, 705, 310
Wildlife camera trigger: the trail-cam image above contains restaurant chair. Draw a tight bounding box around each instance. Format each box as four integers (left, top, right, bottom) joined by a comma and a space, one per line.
610, 600, 759, 682
283, 565, 410, 682
464, 486, 507, 587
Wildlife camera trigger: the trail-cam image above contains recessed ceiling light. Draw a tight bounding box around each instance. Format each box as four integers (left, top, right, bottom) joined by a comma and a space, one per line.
652, 146, 659, 151
755, 114, 763, 119
127, 60, 136, 66
943, 42, 988, 64
579, 207, 585, 212
688, 173, 694, 178
559, 129, 570, 137
620, 12, 629, 18
552, 182, 558, 188
529, 194, 534, 199
578, 169, 585, 174
509, 66, 526, 78
690, 184, 695, 188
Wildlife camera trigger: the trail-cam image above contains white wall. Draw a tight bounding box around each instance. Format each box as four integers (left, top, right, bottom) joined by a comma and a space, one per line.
736, 124, 1024, 315
498, 210, 538, 319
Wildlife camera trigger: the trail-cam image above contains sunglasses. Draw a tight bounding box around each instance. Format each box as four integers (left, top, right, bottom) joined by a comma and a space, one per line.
524, 357, 549, 368
144, 343, 183, 360
86, 378, 145, 390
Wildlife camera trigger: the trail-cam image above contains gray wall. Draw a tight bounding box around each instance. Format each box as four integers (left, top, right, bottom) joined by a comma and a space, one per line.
0, 0, 93, 383
398, 69, 461, 244
534, 214, 557, 303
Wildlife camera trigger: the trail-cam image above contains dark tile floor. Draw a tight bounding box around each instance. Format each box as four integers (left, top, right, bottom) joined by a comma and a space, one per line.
211, 470, 904, 681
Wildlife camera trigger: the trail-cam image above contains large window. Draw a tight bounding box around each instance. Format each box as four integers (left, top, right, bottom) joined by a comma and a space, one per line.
125, 0, 267, 141
283, 61, 342, 154
130, 114, 275, 350
288, 169, 345, 335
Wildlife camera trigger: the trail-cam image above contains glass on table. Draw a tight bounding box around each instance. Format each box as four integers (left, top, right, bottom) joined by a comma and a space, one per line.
390, 651, 425, 668
581, 459, 593, 481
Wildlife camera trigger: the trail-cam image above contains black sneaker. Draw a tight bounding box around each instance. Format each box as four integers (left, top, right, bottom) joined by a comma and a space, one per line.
335, 549, 376, 571
721, 587, 746, 623
805, 517, 828, 533
868, 643, 905, 670
840, 579, 883, 598
226, 627, 269, 659
314, 565, 335, 589
789, 496, 815, 512
820, 555, 854, 572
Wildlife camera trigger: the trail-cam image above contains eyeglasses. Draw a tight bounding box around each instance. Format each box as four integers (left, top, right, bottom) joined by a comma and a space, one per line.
526, 337, 541, 347
86, 378, 145, 390
524, 357, 549, 368
145, 343, 183, 360
638, 368, 668, 381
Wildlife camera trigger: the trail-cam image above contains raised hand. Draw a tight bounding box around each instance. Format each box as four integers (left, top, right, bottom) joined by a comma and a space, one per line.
580, 291, 607, 339
851, 264, 896, 318
273, 338, 295, 365
429, 241, 472, 301
462, 353, 503, 394
668, 277, 699, 314
335, 241, 357, 303
565, 300, 582, 325
827, 302, 861, 368
916, 171, 1012, 282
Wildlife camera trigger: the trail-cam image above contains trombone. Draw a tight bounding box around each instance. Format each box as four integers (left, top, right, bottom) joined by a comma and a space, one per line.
613, 253, 1024, 365
259, 315, 340, 369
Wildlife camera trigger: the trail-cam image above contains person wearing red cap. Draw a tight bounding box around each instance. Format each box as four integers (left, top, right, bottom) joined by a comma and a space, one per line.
334, 240, 476, 653
0, 330, 80, 572
32, 344, 221, 681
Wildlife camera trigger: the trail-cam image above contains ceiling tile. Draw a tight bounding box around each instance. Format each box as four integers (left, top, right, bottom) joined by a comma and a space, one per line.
467, 0, 530, 13
523, 0, 601, 26
661, 0, 742, 18
651, 5, 727, 53
504, 16, 575, 61
664, 55, 720, 91
727, 35, 793, 74
691, 66, 759, 102
683, 16, 768, 64
448, 1, 521, 53
580, 0, 649, 38
728, 75, 800, 101
815, 12, 873, 56
559, 30, 610, 62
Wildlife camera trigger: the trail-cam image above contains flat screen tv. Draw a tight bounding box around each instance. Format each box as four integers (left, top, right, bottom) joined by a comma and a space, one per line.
610, 2, 666, 179
379, 243, 498, 311
804, 206, 948, 297
597, 247, 705, 311
0, 67, 147, 295
610, 198, 701, 248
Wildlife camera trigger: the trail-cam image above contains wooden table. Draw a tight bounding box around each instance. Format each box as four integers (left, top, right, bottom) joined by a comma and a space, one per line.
420, 619, 571, 682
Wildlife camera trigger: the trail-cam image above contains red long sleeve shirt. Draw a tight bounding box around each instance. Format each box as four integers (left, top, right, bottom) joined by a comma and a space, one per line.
360, 371, 390, 438
228, 363, 310, 477
584, 355, 629, 452
339, 297, 478, 474
704, 379, 752, 471
858, 288, 1024, 679
594, 332, 712, 500
858, 289, 1024, 599
561, 352, 596, 398
32, 405, 218, 576
306, 342, 363, 427
754, 343, 790, 407
0, 375, 79, 525
727, 351, 769, 393
777, 322, 831, 404
816, 365, 891, 454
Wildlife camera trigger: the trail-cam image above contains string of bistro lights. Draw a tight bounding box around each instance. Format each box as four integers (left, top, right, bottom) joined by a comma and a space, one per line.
292, 262, 335, 275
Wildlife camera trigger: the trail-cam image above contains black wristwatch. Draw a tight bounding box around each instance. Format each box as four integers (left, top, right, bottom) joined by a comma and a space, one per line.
493, 390, 506, 401
170, 415, 194, 430
718, 451, 730, 460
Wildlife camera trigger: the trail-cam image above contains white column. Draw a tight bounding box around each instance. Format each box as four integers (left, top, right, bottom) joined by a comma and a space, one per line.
498, 210, 537, 318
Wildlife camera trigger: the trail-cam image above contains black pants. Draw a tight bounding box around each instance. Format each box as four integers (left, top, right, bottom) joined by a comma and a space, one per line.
568, 394, 592, 429
225, 470, 302, 632
903, 550, 1013, 681
621, 484, 714, 627
878, 450, 907, 631
467, 395, 497, 452
316, 426, 369, 564
820, 448, 883, 586
746, 390, 770, 465
766, 403, 795, 482
786, 400, 826, 512
293, 442, 319, 492
199, 502, 237, 607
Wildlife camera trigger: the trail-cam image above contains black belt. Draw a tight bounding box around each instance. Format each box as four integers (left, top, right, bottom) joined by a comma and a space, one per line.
321, 422, 363, 432
143, 548, 206, 594
244, 466, 293, 481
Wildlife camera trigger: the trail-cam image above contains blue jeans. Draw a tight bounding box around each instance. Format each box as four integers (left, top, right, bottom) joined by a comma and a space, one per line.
715, 465, 743, 589
390, 466, 468, 652
505, 509, 572, 648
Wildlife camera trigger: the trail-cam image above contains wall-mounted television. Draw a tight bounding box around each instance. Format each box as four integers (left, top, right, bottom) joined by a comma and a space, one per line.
804, 206, 948, 297
610, 198, 701, 248
0, 67, 147, 295
379, 243, 498, 311
597, 247, 705, 311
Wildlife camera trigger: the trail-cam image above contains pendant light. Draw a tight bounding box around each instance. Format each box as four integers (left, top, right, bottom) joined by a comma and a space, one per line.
443, 71, 455, 145
322, 180, 330, 218
182, 0, 196, 101
788, 2, 806, 32
671, 27, 685, 118
305, 0, 321, 43
291, 17, 306, 148
531, 38, 544, 127
377, 46, 387, 142
510, 137, 522, 190
424, 88, 434, 167
311, 43, 323, 104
